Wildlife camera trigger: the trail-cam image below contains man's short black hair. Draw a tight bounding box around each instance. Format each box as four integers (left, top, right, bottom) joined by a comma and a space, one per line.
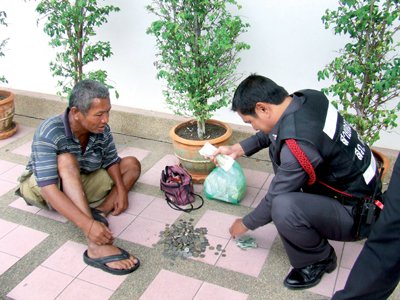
232, 74, 289, 116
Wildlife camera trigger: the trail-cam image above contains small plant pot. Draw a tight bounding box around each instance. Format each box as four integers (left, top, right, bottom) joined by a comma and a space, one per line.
0, 90, 17, 140
371, 148, 390, 181
170, 119, 233, 183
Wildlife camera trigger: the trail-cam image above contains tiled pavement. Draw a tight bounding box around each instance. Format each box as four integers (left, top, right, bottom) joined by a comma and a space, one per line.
0, 117, 399, 300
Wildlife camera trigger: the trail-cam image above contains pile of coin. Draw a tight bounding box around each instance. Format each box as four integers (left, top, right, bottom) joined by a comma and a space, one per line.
157, 218, 210, 260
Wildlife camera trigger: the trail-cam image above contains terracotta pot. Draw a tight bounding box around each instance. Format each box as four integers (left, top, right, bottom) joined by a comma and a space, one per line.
170, 119, 233, 183
0, 90, 17, 140
371, 148, 390, 181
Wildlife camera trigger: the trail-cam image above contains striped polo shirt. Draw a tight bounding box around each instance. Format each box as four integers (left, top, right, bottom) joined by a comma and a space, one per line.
26, 108, 121, 187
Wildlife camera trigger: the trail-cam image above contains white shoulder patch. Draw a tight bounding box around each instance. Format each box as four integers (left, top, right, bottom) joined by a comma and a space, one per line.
323, 104, 338, 140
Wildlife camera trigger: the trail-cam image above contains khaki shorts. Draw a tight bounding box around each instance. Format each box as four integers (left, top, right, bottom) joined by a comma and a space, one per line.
16, 169, 114, 210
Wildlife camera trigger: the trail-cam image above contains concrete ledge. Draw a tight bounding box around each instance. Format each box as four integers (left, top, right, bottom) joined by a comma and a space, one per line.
11, 88, 255, 145
9, 88, 398, 168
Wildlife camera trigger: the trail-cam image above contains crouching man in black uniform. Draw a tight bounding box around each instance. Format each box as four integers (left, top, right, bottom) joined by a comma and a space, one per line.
212, 74, 382, 289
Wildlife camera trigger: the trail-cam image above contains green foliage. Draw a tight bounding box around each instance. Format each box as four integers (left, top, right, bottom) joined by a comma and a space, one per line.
34, 0, 120, 97
0, 11, 9, 84
147, 0, 250, 139
318, 0, 400, 145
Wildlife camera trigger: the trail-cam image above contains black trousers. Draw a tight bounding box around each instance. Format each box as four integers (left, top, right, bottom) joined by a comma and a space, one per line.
333, 154, 400, 300
271, 192, 355, 268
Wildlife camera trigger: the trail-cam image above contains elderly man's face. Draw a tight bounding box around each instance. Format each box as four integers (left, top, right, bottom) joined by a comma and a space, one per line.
79, 98, 111, 134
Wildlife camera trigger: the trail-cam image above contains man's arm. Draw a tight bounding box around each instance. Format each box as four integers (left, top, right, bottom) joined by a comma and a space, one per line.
211, 132, 270, 164
106, 162, 128, 215
241, 141, 323, 230
40, 184, 113, 245
240, 131, 271, 156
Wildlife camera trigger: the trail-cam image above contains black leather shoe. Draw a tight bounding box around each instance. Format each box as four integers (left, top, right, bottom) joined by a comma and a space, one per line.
284, 246, 337, 290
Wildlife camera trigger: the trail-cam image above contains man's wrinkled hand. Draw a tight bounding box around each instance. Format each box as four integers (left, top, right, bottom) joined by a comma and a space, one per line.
86, 220, 114, 245
111, 189, 129, 216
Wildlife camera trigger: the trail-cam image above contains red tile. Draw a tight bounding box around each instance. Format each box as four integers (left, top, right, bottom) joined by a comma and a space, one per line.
262, 174, 275, 190
9, 197, 41, 214
216, 239, 270, 277
250, 189, 267, 208
340, 242, 363, 269
57, 279, 114, 300
78, 264, 128, 291
139, 269, 203, 300
125, 191, 155, 215
7, 266, 74, 300
0, 252, 19, 275
118, 146, 150, 161
139, 197, 182, 224
196, 210, 237, 239
0, 159, 17, 174
239, 186, 260, 207
0, 218, 19, 239
194, 282, 248, 300
0, 164, 26, 183
119, 216, 166, 247
0, 225, 48, 257
11, 141, 33, 157
41, 241, 87, 277
242, 169, 269, 188
0, 178, 18, 197
334, 267, 351, 294
108, 212, 137, 237
307, 240, 344, 297
331, 240, 345, 264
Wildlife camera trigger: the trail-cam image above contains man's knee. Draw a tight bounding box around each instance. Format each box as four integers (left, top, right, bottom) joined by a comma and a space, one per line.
271, 193, 299, 229
120, 156, 141, 178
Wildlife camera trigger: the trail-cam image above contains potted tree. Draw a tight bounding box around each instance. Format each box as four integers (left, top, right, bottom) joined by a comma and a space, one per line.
318, 0, 399, 178
0, 10, 17, 140
34, 0, 120, 98
147, 0, 250, 182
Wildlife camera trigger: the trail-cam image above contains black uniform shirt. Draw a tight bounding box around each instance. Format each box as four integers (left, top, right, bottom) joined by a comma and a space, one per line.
239, 95, 324, 230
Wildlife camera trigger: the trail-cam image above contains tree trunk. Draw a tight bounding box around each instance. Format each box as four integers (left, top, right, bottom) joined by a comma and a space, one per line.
197, 119, 205, 140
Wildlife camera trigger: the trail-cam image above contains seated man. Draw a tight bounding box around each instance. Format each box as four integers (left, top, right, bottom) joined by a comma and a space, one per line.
16, 79, 141, 275
212, 74, 382, 289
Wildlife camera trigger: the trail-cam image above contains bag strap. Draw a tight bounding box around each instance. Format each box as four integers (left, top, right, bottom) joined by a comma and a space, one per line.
164, 192, 204, 213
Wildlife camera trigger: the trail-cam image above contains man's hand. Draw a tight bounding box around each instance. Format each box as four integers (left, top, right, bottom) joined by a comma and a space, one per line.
111, 186, 129, 216
86, 220, 114, 245
210, 143, 245, 165
229, 218, 248, 238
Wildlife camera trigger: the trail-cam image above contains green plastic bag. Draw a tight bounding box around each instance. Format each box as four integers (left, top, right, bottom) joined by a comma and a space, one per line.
204, 161, 247, 204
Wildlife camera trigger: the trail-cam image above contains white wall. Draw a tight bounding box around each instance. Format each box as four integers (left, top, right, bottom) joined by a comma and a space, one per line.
1, 0, 399, 150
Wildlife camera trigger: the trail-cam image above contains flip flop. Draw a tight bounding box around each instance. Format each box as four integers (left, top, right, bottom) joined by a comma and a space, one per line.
83, 247, 140, 275
90, 208, 109, 227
